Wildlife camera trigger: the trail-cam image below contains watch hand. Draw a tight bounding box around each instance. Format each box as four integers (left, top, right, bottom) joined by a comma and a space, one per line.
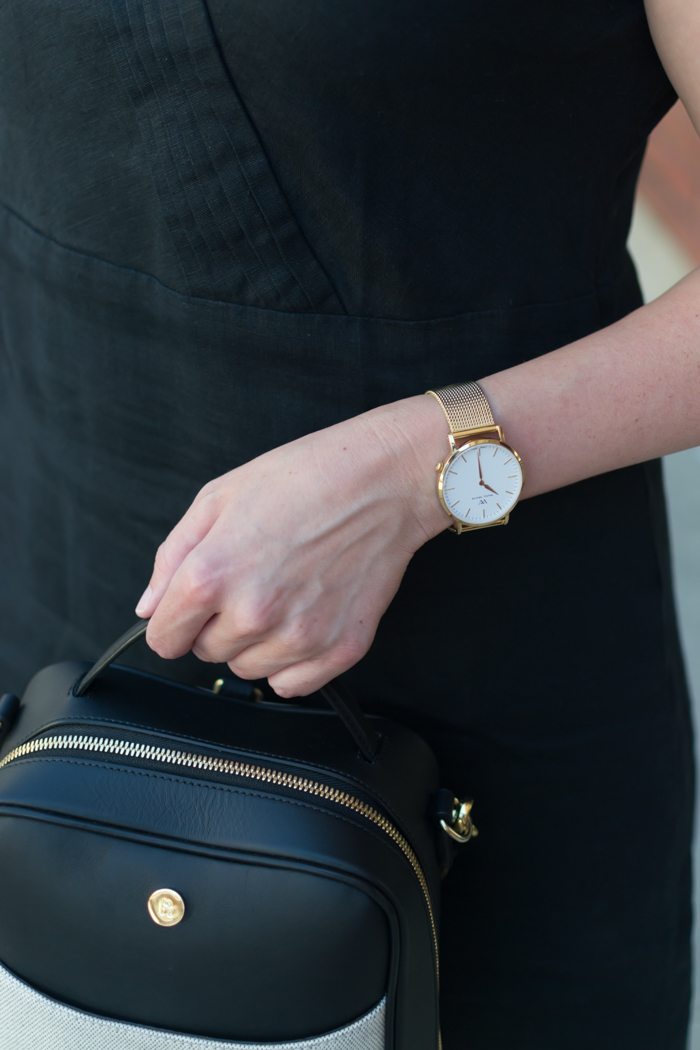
482, 482, 499, 495
477, 449, 483, 481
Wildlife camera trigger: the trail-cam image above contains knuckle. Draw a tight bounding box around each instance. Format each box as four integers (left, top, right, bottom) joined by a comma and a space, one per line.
279, 621, 321, 657
146, 632, 179, 661
192, 622, 246, 666
191, 640, 222, 664
234, 603, 272, 640
153, 542, 172, 576
269, 670, 307, 699
180, 558, 221, 607
226, 657, 257, 680
332, 635, 368, 669
194, 482, 222, 509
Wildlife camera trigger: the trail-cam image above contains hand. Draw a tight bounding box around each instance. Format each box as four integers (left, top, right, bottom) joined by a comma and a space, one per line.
135, 396, 450, 697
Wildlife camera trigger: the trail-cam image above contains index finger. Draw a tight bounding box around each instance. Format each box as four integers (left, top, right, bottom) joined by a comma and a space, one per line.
135, 489, 221, 618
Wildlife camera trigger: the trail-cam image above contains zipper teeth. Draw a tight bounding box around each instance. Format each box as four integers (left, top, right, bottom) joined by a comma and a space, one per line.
0, 733, 438, 973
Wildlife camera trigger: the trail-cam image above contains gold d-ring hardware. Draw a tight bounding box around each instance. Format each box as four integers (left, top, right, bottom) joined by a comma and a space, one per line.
213, 678, 265, 703
440, 798, 478, 843
148, 888, 186, 927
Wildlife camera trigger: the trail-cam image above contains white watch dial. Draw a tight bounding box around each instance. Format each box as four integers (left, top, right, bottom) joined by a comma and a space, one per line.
440, 441, 523, 525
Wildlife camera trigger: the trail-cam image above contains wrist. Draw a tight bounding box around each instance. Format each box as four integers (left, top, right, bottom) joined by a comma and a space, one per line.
366, 394, 453, 541
423, 381, 525, 532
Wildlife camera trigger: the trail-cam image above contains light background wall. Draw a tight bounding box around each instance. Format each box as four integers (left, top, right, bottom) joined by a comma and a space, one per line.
627, 196, 699, 1047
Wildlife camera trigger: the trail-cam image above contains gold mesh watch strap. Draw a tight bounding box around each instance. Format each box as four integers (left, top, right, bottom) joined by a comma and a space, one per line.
426, 382, 495, 433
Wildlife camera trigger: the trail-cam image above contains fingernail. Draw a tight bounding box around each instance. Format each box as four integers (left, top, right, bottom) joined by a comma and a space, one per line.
135, 586, 152, 616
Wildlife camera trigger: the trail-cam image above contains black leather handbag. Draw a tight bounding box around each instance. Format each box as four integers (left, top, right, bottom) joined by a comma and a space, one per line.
0, 621, 475, 1050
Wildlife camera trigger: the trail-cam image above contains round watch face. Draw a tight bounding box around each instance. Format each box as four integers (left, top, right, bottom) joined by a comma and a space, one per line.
439, 441, 523, 525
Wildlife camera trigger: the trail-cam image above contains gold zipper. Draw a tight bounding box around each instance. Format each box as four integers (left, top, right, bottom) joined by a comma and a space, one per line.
0, 732, 438, 973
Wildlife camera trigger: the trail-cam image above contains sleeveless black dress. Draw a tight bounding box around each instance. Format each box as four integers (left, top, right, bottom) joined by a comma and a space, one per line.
0, 1, 692, 1047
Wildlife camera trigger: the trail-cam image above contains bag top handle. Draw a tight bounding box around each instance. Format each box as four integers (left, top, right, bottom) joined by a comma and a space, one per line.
75, 620, 380, 762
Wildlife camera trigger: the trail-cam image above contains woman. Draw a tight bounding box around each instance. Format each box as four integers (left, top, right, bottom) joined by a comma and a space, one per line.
0, 0, 697, 1045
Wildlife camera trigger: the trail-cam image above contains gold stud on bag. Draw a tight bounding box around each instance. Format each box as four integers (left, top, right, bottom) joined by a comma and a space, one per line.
426, 381, 524, 534
147, 889, 186, 927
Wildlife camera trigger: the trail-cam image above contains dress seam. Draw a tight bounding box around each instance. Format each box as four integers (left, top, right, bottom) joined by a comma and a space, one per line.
0, 198, 603, 328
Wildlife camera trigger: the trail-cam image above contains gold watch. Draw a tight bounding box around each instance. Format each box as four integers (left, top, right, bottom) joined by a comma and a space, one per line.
426, 382, 523, 534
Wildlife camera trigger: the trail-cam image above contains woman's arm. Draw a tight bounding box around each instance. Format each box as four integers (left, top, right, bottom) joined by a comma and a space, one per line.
137, 0, 700, 696
645, 0, 700, 134
480, 266, 700, 499
478, 0, 700, 499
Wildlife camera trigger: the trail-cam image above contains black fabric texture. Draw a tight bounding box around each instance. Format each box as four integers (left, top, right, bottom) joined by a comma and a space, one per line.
0, 0, 693, 1047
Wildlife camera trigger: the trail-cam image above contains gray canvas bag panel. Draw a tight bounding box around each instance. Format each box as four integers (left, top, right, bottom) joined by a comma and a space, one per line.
0, 962, 386, 1050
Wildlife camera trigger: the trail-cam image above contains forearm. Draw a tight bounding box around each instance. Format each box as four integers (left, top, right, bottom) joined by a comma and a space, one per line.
474, 266, 700, 498
450, 0, 700, 503
344, 266, 700, 539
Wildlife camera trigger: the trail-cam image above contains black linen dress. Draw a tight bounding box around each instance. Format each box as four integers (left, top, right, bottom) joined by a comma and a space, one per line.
0, 1, 693, 1047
